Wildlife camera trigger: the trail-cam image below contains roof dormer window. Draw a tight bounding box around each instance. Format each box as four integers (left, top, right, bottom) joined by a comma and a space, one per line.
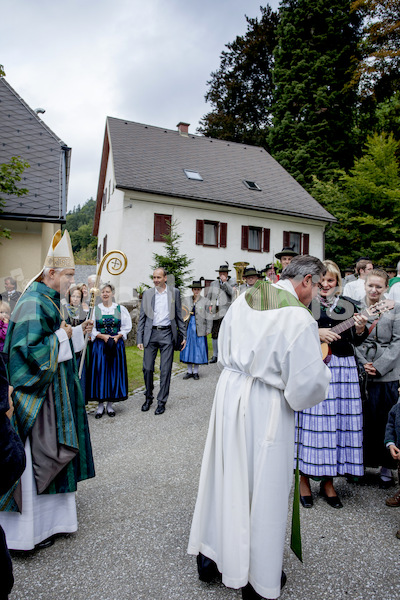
243, 180, 261, 191
184, 169, 203, 181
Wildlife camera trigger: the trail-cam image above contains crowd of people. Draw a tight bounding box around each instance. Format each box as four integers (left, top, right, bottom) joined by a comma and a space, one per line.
1, 235, 400, 600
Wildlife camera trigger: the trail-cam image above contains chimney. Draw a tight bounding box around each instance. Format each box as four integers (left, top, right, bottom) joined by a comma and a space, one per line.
177, 121, 190, 136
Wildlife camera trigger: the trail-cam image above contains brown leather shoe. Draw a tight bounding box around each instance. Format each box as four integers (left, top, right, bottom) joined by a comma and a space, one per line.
386, 488, 400, 507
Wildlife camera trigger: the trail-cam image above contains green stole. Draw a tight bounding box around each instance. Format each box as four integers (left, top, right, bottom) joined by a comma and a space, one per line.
0, 282, 94, 512
245, 280, 308, 562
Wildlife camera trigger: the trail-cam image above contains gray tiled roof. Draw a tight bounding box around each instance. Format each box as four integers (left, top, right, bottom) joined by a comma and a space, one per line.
107, 117, 335, 222
0, 78, 71, 222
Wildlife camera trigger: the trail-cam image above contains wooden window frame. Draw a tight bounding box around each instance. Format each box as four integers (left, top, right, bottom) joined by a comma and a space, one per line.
154, 213, 172, 242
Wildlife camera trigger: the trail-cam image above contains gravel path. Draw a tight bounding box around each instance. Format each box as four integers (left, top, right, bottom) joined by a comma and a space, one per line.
9, 363, 400, 600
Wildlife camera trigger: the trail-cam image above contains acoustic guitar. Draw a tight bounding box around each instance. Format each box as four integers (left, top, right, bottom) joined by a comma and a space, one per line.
321, 299, 395, 364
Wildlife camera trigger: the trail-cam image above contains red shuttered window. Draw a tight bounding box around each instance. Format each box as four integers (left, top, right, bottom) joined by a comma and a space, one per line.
154, 214, 172, 242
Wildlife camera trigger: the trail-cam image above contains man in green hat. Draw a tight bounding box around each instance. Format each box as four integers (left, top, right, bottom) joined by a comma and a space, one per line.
206, 263, 234, 364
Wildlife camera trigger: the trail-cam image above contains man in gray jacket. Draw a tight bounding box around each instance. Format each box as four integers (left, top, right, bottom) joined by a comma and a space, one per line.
137, 268, 186, 415
206, 263, 234, 364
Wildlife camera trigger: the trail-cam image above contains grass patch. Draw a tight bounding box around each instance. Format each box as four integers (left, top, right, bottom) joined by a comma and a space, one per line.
125, 334, 214, 394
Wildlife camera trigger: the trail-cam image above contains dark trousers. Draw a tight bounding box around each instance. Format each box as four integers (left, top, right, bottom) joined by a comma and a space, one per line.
0, 526, 13, 600
363, 380, 398, 469
143, 329, 174, 406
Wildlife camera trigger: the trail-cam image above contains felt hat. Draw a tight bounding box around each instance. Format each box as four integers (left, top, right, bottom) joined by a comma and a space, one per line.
215, 261, 231, 272
243, 266, 259, 278
188, 277, 205, 289
275, 246, 298, 260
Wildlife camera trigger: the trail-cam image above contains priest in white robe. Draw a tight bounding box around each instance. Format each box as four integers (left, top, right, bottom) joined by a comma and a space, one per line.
188, 255, 331, 600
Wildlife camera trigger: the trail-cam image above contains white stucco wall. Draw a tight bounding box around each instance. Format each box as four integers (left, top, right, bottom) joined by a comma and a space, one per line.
96, 189, 327, 301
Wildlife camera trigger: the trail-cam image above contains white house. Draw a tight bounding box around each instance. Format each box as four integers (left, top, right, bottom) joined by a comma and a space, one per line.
93, 118, 335, 300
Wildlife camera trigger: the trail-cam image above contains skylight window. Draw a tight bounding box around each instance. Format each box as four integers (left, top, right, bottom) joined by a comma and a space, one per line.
184, 169, 203, 181
243, 180, 261, 191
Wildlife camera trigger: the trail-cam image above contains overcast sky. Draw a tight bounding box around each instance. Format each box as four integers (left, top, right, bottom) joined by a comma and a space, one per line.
2, 0, 281, 211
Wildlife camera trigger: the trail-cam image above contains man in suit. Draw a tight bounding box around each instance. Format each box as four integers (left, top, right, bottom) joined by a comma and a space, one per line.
137, 268, 186, 415
0, 277, 21, 313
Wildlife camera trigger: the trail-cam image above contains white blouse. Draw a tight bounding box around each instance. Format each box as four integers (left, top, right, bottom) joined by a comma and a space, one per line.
90, 302, 132, 341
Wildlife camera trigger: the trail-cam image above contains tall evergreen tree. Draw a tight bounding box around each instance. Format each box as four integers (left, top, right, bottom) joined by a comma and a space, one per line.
151, 220, 193, 289
269, 0, 362, 189
312, 132, 400, 266
198, 5, 279, 148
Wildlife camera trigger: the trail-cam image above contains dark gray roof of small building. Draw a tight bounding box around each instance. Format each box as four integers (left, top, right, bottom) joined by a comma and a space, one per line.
0, 78, 71, 222
107, 117, 335, 222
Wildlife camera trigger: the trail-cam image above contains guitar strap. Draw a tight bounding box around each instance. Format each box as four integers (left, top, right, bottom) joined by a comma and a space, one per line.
368, 318, 379, 335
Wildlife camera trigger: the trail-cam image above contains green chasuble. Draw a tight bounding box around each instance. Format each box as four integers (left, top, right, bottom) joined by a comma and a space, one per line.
0, 281, 95, 512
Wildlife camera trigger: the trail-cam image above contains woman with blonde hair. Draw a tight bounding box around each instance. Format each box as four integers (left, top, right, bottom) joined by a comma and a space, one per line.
296, 259, 368, 508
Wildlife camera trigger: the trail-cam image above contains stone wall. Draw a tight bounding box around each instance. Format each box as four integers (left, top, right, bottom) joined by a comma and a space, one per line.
121, 298, 140, 346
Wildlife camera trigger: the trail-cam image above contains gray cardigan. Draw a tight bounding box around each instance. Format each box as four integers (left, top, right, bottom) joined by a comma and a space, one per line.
354, 299, 400, 382
182, 295, 212, 337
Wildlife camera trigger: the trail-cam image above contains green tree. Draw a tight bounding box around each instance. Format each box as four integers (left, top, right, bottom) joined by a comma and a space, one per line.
151, 220, 193, 289
312, 132, 400, 266
198, 5, 279, 148
350, 0, 400, 99
65, 198, 97, 262
0, 156, 30, 238
269, 0, 362, 190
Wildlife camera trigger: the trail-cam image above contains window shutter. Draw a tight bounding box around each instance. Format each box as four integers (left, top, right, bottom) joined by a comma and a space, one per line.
102, 190, 107, 211
283, 231, 290, 247
219, 222, 227, 248
154, 214, 162, 241
263, 228, 270, 252
97, 245, 101, 263
302, 233, 309, 254
103, 234, 108, 256
196, 220, 204, 245
241, 226, 249, 250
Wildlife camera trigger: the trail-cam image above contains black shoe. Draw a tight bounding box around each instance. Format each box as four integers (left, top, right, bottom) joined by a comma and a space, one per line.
196, 553, 221, 583
379, 478, 395, 489
141, 399, 153, 411
300, 495, 313, 508
107, 409, 116, 417
241, 573, 286, 600
209, 356, 217, 364
320, 484, 343, 509
183, 373, 193, 380
193, 373, 200, 380
95, 407, 105, 419
155, 405, 165, 415
35, 537, 54, 549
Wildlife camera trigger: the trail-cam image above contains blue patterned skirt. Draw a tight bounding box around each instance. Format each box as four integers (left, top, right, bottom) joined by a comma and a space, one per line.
295, 354, 364, 477
180, 316, 208, 365
89, 338, 129, 401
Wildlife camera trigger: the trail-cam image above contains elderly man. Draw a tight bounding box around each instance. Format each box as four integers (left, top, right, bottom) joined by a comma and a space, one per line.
188, 255, 331, 600
239, 266, 260, 294
343, 258, 374, 301
0, 230, 95, 551
137, 268, 186, 415
207, 263, 235, 364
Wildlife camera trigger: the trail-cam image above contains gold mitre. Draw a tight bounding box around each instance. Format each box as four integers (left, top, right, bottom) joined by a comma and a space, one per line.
43, 229, 75, 269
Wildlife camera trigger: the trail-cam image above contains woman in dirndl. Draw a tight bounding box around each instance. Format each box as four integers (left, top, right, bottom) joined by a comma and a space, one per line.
89, 283, 132, 418
296, 260, 368, 508
180, 279, 211, 380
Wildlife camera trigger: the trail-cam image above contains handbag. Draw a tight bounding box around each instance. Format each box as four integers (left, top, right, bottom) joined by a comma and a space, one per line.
173, 331, 184, 351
